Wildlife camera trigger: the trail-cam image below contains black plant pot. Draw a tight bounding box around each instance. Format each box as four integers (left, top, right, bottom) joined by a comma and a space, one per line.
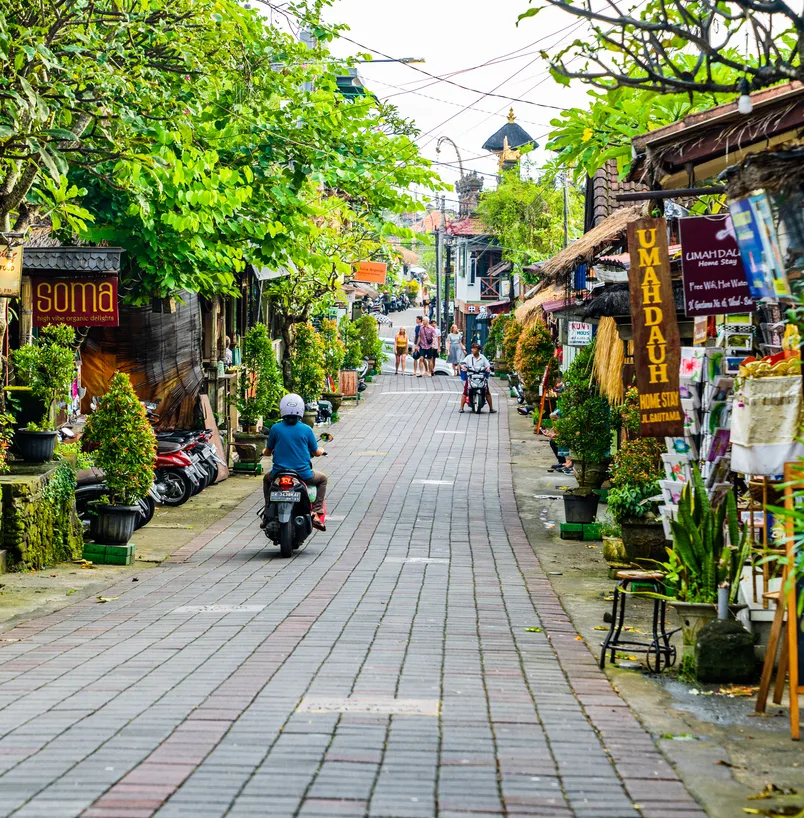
94, 504, 140, 545
563, 492, 600, 524
14, 429, 58, 463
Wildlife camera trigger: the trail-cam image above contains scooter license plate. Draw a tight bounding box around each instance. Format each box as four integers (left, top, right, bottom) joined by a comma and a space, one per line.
270, 491, 301, 502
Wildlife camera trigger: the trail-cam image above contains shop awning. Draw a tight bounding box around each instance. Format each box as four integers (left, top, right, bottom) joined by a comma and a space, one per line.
253, 262, 296, 282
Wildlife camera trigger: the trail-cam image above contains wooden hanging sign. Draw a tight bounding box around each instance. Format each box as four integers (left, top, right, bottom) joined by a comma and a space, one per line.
627, 217, 683, 437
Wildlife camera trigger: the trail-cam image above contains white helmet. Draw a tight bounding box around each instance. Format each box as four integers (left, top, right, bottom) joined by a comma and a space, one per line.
279, 393, 304, 418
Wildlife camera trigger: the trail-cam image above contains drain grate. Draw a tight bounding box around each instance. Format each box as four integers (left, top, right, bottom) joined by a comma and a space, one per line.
385, 557, 449, 565
172, 604, 265, 614
297, 696, 440, 716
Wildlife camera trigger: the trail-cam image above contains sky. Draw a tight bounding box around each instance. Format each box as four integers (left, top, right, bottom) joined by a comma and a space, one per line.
323, 0, 593, 205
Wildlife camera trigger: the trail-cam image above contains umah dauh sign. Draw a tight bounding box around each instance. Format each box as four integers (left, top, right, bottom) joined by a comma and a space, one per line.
32, 276, 119, 328
627, 218, 683, 437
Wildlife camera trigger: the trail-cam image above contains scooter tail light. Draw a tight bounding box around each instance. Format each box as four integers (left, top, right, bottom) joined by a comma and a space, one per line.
278, 476, 295, 489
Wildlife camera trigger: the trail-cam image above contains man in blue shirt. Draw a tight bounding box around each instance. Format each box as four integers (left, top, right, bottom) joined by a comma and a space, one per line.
263, 394, 328, 529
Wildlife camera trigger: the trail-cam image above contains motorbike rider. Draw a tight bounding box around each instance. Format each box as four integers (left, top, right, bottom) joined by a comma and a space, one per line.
263, 394, 328, 531
459, 342, 496, 414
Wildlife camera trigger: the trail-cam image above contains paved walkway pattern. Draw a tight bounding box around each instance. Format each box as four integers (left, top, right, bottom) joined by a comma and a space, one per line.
0, 377, 706, 817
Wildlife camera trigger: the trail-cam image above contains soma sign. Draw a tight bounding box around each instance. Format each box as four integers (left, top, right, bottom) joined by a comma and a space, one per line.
32, 276, 119, 328
627, 218, 683, 437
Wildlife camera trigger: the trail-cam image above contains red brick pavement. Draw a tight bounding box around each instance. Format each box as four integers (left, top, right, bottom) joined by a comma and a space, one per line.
0, 374, 706, 818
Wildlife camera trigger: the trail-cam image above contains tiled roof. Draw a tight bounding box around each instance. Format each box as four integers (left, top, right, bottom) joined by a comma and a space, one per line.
22, 247, 123, 273
587, 159, 649, 228
446, 217, 489, 237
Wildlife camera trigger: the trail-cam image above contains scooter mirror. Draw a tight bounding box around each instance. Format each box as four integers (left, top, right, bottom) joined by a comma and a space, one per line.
319, 433, 334, 442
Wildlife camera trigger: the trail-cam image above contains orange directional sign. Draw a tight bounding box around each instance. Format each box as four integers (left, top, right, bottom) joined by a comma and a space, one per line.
354, 261, 387, 285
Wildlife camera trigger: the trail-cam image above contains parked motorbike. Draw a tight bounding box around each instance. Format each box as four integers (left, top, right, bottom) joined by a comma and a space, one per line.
357, 360, 369, 393
466, 369, 490, 414
260, 432, 333, 558
75, 468, 162, 535
508, 371, 526, 405
155, 442, 199, 506
155, 429, 224, 494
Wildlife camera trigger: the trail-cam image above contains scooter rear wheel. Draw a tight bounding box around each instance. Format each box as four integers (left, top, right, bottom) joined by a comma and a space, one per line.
279, 521, 293, 558
135, 496, 156, 530
162, 471, 193, 507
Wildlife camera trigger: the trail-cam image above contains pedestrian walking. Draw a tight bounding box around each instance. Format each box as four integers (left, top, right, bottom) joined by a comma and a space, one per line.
446, 324, 464, 375
412, 315, 423, 377
432, 321, 442, 355
394, 327, 409, 375
381, 291, 391, 316
417, 316, 437, 377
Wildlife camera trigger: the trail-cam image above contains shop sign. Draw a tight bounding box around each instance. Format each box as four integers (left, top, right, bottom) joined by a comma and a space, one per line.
353, 261, 387, 285
729, 192, 791, 300
693, 316, 708, 345
0, 245, 23, 297
627, 218, 683, 437
678, 215, 754, 315
32, 276, 119, 327
567, 321, 592, 346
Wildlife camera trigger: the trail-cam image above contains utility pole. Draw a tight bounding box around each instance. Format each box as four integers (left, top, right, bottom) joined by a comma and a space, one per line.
434, 200, 441, 330
436, 195, 445, 348
443, 235, 451, 340
562, 171, 569, 249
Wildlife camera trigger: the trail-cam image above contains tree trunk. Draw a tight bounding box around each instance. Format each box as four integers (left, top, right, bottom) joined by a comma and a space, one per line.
279, 321, 293, 392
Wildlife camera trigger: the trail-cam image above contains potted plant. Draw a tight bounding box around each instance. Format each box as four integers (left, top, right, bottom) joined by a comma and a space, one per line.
553, 341, 612, 524
599, 515, 627, 566
231, 324, 284, 441
10, 325, 76, 462
83, 372, 157, 545
514, 319, 555, 404
486, 313, 514, 375
319, 318, 346, 413
663, 467, 751, 663
607, 388, 666, 562
501, 317, 522, 375
354, 314, 385, 373
291, 322, 326, 427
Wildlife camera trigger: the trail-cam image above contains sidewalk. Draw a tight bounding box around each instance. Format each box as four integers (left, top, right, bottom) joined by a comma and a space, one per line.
0, 376, 708, 817
508, 404, 804, 818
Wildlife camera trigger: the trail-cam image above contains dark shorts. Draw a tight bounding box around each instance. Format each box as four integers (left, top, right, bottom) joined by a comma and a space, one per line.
421, 348, 437, 360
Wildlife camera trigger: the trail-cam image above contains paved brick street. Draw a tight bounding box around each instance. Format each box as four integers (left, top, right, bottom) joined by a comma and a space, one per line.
0, 377, 706, 818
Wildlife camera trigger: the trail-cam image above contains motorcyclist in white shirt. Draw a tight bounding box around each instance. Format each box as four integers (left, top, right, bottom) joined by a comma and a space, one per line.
459, 342, 496, 414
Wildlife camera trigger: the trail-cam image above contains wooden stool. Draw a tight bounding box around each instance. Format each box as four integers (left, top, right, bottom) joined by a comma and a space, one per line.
600, 570, 679, 673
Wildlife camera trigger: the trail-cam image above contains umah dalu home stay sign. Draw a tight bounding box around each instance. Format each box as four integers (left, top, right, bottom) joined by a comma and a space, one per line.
627, 218, 683, 438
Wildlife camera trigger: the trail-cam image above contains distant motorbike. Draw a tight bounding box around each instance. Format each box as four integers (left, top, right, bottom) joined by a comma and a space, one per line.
260, 432, 333, 558
466, 369, 490, 414
508, 371, 526, 405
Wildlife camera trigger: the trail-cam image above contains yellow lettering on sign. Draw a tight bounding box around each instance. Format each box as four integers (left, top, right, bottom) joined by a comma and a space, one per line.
54, 282, 69, 313
98, 282, 114, 312
644, 306, 663, 326
36, 281, 51, 313
646, 325, 666, 345
71, 281, 96, 314
639, 247, 660, 267
642, 284, 662, 304
636, 228, 657, 248
649, 363, 669, 383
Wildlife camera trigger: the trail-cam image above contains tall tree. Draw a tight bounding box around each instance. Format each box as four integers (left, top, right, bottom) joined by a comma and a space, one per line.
518, 0, 797, 95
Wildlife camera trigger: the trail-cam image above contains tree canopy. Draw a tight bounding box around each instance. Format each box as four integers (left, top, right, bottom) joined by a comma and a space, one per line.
475, 170, 583, 279
0, 0, 442, 306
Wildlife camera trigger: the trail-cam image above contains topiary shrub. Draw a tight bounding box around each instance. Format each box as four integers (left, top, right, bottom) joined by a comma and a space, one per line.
11, 325, 76, 430
339, 316, 363, 370
84, 372, 156, 506
319, 318, 346, 390
354, 314, 386, 364
553, 340, 613, 488
514, 319, 556, 395
231, 323, 284, 426
501, 317, 522, 372
291, 322, 326, 403
485, 313, 513, 362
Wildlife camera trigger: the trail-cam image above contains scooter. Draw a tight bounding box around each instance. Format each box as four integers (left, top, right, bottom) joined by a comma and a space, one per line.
508, 371, 526, 405
155, 443, 199, 506
260, 433, 333, 558
75, 468, 162, 535
466, 369, 490, 414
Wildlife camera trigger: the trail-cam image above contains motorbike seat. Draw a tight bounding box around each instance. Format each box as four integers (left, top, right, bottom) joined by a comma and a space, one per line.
157, 441, 182, 453
76, 467, 105, 487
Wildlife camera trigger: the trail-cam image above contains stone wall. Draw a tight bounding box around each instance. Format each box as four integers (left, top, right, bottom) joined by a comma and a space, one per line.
0, 465, 83, 570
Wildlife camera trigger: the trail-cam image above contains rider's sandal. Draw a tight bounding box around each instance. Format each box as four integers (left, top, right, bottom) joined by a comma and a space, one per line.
312, 513, 327, 532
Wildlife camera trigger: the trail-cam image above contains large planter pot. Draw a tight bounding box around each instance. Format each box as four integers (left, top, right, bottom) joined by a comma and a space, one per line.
602, 536, 626, 563
321, 392, 343, 413
563, 492, 600, 524
302, 410, 317, 428
620, 519, 667, 565
571, 458, 610, 491
14, 429, 58, 463
494, 360, 509, 377
94, 504, 140, 545
5, 387, 49, 429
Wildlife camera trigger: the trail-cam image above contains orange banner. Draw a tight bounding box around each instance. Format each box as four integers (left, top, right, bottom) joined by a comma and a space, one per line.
354, 261, 387, 285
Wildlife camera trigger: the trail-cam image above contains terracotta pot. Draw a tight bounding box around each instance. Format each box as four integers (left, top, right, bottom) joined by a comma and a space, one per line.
620, 520, 667, 566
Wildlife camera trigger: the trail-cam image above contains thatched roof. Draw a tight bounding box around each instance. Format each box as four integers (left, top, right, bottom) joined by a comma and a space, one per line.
515, 281, 567, 326
582, 282, 684, 319
534, 205, 644, 282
